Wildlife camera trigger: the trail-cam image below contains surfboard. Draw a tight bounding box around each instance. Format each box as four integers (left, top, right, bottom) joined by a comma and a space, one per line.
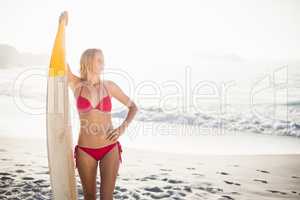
46, 18, 78, 199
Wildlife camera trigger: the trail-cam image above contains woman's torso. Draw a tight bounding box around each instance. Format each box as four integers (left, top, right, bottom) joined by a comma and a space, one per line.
73, 80, 116, 148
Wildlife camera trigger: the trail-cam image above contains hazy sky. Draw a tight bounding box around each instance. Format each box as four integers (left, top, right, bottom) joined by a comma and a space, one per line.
1, 0, 300, 85
1, 0, 300, 57
1, 0, 299, 108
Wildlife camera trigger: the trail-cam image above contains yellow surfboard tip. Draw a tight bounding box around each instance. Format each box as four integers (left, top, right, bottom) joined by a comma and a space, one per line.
49, 18, 67, 77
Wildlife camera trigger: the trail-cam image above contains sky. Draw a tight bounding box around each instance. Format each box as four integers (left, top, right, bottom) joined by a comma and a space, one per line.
1, 0, 300, 106
1, 0, 300, 60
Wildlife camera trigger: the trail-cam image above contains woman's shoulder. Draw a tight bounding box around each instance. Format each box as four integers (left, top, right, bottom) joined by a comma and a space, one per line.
104, 79, 116, 87
104, 79, 120, 94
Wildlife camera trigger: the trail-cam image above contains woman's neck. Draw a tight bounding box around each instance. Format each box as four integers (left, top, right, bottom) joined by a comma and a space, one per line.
86, 75, 101, 86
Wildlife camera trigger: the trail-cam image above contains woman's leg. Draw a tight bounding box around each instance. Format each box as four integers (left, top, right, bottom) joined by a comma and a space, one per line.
76, 147, 98, 200
99, 144, 120, 200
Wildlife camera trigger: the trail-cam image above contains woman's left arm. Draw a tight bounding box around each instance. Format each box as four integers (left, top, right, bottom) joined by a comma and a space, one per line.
106, 80, 139, 135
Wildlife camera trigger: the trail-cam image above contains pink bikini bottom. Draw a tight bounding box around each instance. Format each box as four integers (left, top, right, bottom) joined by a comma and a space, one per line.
74, 141, 122, 169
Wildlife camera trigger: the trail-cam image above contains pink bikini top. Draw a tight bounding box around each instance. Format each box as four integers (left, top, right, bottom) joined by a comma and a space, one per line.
76, 83, 112, 113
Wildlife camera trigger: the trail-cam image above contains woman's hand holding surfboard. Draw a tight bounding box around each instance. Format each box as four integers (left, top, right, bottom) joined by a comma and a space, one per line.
59, 11, 68, 26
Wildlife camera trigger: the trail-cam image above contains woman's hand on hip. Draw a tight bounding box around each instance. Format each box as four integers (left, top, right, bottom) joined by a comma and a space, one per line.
105, 125, 126, 142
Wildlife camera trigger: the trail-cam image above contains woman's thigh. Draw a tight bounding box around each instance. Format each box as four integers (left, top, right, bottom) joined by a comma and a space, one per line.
76, 147, 98, 199
99, 144, 120, 199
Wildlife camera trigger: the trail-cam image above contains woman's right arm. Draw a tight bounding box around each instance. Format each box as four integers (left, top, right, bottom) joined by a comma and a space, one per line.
59, 11, 81, 91
66, 63, 81, 91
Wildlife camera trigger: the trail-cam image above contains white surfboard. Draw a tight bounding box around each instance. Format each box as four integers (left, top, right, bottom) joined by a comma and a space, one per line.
46, 19, 78, 200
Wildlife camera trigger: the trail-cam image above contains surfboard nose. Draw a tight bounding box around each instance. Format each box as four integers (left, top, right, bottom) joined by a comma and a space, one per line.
49, 21, 66, 77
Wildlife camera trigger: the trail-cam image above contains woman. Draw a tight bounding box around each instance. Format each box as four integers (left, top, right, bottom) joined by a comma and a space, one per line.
59, 11, 138, 200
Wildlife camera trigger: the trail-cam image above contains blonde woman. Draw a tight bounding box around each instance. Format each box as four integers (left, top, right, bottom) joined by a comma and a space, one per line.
59, 11, 138, 200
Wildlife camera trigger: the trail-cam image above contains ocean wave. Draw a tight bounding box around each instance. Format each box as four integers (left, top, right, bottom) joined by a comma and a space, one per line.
113, 105, 300, 138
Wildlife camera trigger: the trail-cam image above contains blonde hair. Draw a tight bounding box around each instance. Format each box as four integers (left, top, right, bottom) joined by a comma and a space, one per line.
79, 48, 103, 81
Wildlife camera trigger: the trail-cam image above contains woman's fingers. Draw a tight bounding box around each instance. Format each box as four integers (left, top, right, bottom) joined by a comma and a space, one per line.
110, 134, 118, 141
59, 11, 68, 26
63, 11, 68, 25
105, 129, 115, 140
109, 133, 118, 141
106, 129, 120, 141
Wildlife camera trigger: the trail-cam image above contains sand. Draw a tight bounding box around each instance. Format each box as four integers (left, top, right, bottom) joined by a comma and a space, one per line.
0, 136, 300, 200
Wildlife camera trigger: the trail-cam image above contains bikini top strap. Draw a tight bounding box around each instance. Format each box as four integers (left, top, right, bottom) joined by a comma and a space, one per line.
103, 81, 109, 97
78, 85, 83, 97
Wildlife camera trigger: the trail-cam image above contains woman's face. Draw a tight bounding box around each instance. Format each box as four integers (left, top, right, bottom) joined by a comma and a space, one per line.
92, 51, 104, 74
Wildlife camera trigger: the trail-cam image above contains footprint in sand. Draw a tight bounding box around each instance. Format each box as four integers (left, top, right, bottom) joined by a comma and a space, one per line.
186, 167, 196, 170
160, 168, 172, 172
15, 164, 26, 167
36, 171, 49, 175
192, 173, 204, 177
140, 174, 158, 181
173, 193, 187, 199
256, 169, 270, 174
224, 180, 241, 186
230, 191, 240, 195
0, 173, 11, 176
130, 191, 141, 199
165, 190, 174, 196
217, 171, 230, 175
161, 178, 184, 184
150, 192, 172, 199
253, 179, 268, 184
1, 158, 12, 161
220, 195, 235, 200
22, 177, 35, 181
11, 188, 21, 194
15, 169, 25, 173
144, 186, 164, 193
178, 192, 186, 197
115, 186, 128, 192
0, 176, 14, 182
33, 179, 46, 184
266, 189, 287, 195
183, 185, 192, 193
39, 184, 50, 188
196, 185, 223, 194
173, 187, 181, 191
194, 181, 224, 194
163, 185, 172, 189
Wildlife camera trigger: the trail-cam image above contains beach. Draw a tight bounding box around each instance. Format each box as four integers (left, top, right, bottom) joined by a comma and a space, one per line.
1, 1, 300, 199
0, 135, 300, 200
